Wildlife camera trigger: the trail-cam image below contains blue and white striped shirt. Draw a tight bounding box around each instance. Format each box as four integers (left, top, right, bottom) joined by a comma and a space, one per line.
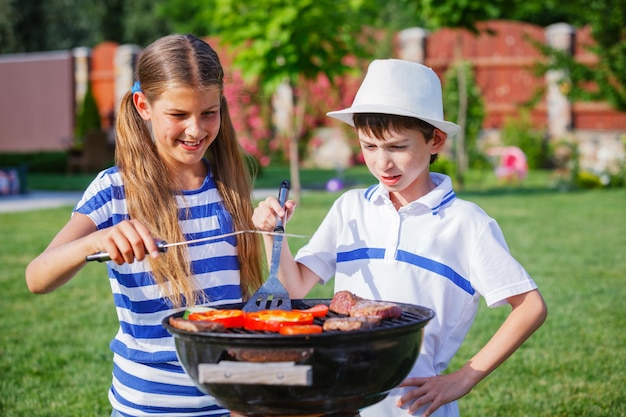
75, 166, 238, 417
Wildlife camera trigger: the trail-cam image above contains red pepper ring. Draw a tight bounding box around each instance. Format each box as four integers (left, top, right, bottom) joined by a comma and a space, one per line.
188, 309, 245, 328
279, 324, 324, 335
298, 304, 329, 318
243, 310, 314, 332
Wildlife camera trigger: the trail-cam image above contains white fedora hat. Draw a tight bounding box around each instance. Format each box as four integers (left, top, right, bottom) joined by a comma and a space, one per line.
327, 59, 461, 137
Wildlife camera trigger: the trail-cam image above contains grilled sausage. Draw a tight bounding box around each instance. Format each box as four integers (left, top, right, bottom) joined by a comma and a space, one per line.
169, 317, 226, 333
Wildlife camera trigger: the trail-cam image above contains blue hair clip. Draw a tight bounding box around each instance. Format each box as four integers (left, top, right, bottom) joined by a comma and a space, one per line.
131, 81, 142, 94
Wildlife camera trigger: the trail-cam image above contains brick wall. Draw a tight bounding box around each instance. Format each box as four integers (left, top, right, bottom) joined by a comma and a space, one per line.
396, 20, 626, 135
1, 20, 624, 154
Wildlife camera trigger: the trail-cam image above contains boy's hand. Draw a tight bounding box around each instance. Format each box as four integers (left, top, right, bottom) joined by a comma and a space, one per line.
397, 370, 475, 416
252, 196, 296, 232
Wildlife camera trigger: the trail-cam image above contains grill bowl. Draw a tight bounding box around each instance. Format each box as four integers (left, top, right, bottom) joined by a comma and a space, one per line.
163, 299, 434, 416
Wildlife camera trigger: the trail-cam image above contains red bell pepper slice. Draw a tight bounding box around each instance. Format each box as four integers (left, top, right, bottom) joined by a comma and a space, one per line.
278, 324, 323, 335
243, 310, 314, 332
298, 304, 329, 318
188, 309, 245, 328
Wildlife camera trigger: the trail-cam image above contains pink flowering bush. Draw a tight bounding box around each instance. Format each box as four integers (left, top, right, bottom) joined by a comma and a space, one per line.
223, 56, 364, 167
223, 71, 273, 167
299, 57, 364, 164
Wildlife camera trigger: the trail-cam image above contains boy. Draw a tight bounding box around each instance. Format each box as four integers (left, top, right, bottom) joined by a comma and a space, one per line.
252, 59, 547, 417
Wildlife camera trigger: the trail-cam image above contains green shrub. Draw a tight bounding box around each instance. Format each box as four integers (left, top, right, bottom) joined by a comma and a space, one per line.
501, 109, 550, 169
244, 151, 263, 180
431, 155, 459, 185
442, 61, 486, 169
75, 81, 102, 143
0, 152, 67, 173
551, 137, 625, 190
575, 171, 604, 189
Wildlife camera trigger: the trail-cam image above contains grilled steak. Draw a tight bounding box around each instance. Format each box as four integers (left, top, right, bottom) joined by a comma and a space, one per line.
349, 300, 403, 320
329, 290, 363, 315
323, 316, 382, 331
169, 317, 226, 333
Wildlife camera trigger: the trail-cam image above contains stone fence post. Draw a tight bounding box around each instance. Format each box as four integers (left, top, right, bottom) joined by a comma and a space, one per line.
545, 23, 576, 139
396, 27, 428, 64
72, 47, 92, 115
114, 44, 142, 115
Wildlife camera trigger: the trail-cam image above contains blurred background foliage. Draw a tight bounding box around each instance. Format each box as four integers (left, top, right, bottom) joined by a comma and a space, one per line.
3, 0, 622, 116
1, 0, 624, 191
0, 0, 607, 54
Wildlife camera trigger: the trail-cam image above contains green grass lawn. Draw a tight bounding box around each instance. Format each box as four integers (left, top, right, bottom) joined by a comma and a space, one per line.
1, 171, 625, 416
25, 164, 378, 192
24, 163, 554, 192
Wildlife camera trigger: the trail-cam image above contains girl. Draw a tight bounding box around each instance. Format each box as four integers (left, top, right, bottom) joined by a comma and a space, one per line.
26, 34, 263, 417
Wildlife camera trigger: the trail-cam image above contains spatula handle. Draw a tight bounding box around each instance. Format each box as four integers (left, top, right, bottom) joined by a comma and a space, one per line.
274, 180, 290, 233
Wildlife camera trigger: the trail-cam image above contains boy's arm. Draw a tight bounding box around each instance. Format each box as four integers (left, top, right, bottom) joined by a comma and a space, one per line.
462, 289, 547, 383
398, 288, 547, 416
253, 197, 321, 299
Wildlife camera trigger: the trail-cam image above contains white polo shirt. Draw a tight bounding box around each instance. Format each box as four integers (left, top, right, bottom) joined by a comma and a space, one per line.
295, 173, 537, 417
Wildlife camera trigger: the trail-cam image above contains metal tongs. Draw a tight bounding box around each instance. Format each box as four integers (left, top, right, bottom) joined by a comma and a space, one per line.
86, 232, 243, 262
242, 180, 292, 312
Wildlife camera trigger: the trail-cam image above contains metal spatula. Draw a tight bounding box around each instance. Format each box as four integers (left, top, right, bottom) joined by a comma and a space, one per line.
243, 180, 292, 312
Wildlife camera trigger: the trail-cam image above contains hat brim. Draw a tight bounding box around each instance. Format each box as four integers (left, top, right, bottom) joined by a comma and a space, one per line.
327, 104, 461, 137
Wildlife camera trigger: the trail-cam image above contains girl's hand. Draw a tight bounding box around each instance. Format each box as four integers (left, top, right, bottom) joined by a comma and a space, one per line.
26, 215, 161, 293
252, 197, 296, 232
97, 219, 160, 265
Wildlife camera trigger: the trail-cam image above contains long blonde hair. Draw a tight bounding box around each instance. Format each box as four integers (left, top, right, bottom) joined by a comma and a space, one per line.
115, 34, 262, 307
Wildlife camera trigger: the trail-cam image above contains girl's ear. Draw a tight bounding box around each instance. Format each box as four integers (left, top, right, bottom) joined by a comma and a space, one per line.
431, 128, 447, 154
133, 92, 151, 121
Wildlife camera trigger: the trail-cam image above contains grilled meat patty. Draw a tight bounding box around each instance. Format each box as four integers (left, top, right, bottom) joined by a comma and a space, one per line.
329, 290, 363, 315
323, 316, 382, 331
349, 300, 403, 320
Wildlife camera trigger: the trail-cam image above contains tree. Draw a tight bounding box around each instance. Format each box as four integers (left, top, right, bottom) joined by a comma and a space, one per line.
0, 0, 16, 53
162, 0, 376, 202
415, 0, 507, 187
442, 62, 486, 169
75, 81, 102, 141
533, 0, 626, 112
6, 0, 104, 52
0, 0, 172, 53
123, 0, 173, 46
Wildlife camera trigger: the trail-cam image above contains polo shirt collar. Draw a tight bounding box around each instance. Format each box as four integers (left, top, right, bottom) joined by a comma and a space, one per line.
364, 172, 456, 215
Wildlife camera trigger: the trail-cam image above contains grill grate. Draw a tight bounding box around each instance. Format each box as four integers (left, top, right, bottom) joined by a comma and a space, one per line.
213, 308, 428, 336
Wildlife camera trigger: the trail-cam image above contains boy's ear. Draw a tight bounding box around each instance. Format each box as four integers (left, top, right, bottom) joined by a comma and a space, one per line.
431, 128, 447, 153
133, 92, 151, 121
